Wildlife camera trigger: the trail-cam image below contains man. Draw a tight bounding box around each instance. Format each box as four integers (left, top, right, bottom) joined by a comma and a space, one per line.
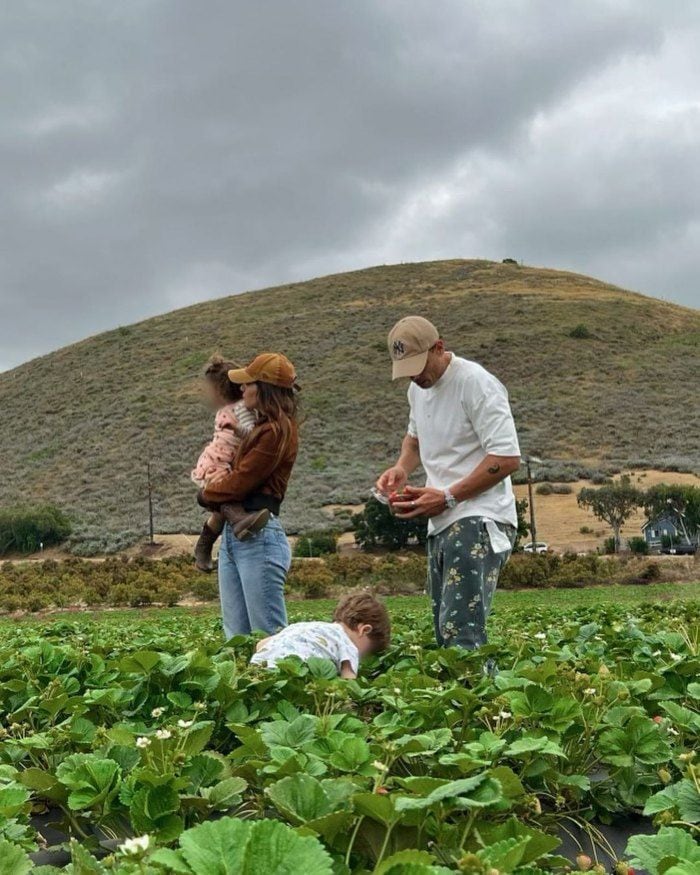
376, 316, 521, 651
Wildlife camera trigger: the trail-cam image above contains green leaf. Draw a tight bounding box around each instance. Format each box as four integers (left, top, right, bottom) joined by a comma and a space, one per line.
118, 650, 161, 673
55, 754, 120, 811
477, 836, 530, 872
644, 780, 700, 822
180, 721, 214, 756
150, 848, 191, 873
328, 736, 371, 772
505, 736, 565, 758
0, 839, 32, 875
0, 785, 30, 818
266, 775, 335, 823
306, 657, 339, 679
375, 849, 450, 874
352, 792, 397, 827
204, 776, 248, 810
261, 715, 317, 749
394, 775, 502, 813
68, 839, 107, 874
626, 826, 700, 875
178, 816, 333, 874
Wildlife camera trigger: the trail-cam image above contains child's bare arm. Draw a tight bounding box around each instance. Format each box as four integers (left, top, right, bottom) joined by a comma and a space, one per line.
255, 636, 272, 653
339, 660, 357, 680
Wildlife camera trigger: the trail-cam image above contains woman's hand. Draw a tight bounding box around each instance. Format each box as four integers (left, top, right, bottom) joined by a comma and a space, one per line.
391, 485, 447, 519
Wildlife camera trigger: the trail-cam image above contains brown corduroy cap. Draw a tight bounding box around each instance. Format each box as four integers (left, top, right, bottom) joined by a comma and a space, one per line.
228, 353, 299, 390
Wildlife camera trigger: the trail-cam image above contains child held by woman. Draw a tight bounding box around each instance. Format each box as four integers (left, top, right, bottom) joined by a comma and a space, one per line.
192, 356, 270, 572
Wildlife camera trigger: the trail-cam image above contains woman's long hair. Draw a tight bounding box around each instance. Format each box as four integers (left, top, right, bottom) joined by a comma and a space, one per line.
241, 381, 299, 466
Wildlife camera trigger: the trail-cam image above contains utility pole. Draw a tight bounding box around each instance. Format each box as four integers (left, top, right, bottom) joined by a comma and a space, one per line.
524, 456, 542, 553
147, 462, 155, 545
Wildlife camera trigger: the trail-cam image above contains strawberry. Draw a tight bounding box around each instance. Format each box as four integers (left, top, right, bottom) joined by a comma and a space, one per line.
576, 854, 592, 871
374, 786, 389, 795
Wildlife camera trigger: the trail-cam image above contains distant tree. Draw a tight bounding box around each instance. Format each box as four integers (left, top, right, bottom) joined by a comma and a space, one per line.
0, 505, 72, 555
513, 498, 530, 552
577, 475, 643, 553
502, 257, 518, 265
642, 483, 700, 541
352, 500, 427, 551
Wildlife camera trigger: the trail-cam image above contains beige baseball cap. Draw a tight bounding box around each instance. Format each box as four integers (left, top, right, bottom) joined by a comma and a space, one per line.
387, 316, 440, 379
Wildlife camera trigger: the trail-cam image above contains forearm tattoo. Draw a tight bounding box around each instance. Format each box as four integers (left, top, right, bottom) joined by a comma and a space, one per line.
487, 463, 501, 475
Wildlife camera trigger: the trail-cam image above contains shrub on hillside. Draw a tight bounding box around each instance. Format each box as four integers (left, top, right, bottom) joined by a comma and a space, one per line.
568, 324, 593, 339
536, 483, 554, 495
551, 484, 573, 495
353, 500, 427, 551
294, 530, 339, 558
0, 505, 72, 555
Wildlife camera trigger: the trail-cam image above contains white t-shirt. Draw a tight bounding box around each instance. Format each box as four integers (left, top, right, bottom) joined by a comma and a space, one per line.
407, 355, 520, 535
250, 622, 359, 674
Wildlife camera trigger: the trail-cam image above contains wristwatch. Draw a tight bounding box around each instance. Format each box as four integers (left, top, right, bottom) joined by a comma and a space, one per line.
443, 489, 458, 509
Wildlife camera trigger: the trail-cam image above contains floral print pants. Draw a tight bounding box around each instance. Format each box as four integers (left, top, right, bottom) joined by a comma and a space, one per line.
427, 516, 516, 649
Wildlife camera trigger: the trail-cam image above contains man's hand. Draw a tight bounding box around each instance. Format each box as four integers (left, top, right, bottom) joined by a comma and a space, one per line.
391, 485, 447, 519
376, 465, 408, 496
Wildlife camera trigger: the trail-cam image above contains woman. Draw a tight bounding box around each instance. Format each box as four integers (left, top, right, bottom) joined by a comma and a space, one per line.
201, 352, 299, 640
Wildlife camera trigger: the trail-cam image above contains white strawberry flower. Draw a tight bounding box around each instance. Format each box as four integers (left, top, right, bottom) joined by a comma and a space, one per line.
178, 719, 194, 729
534, 632, 546, 640
584, 688, 597, 696
136, 736, 151, 749
151, 707, 165, 718
498, 710, 512, 720
155, 729, 172, 740
373, 760, 388, 772
120, 834, 150, 855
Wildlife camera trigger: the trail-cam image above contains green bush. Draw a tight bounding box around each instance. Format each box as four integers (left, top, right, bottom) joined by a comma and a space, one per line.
579, 526, 594, 534
628, 536, 649, 555
603, 537, 616, 555
535, 483, 554, 495
568, 324, 593, 339
286, 560, 335, 598
294, 530, 339, 558
0, 504, 72, 555
353, 500, 427, 551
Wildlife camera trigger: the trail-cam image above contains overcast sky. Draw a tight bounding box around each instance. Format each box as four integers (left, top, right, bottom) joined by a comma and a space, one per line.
2, 1, 699, 371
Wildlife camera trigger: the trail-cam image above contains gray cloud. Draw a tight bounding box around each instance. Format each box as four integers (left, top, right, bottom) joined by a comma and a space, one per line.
1, 0, 698, 370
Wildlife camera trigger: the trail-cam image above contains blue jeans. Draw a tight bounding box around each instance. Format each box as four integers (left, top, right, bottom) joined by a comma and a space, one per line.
217, 515, 290, 639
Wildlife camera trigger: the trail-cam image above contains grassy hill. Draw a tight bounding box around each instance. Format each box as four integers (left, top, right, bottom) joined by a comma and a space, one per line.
1, 259, 698, 553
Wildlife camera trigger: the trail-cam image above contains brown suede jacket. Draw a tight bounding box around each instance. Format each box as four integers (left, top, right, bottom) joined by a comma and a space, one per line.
201, 420, 298, 505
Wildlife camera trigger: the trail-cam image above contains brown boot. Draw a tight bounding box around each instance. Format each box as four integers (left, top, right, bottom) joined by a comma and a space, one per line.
222, 506, 270, 541
194, 517, 223, 572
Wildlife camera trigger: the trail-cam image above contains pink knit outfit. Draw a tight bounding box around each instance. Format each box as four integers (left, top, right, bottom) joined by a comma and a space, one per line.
191, 401, 256, 487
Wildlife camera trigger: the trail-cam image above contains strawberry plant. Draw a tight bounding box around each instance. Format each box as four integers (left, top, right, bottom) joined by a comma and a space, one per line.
0, 593, 697, 870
